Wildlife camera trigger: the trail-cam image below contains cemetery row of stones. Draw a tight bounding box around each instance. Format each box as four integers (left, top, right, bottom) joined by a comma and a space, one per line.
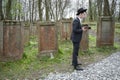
0, 16, 115, 61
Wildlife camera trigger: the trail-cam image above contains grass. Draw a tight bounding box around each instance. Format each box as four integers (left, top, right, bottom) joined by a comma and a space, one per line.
0, 23, 120, 79
0, 37, 73, 79
115, 22, 120, 34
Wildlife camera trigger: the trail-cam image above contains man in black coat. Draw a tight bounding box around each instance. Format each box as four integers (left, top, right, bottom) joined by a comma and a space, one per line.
71, 8, 88, 70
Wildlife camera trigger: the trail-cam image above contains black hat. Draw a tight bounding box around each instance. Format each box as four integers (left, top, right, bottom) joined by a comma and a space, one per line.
76, 8, 87, 15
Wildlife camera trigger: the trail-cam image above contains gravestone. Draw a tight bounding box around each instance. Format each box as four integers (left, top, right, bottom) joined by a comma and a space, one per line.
0, 20, 24, 61
30, 22, 37, 37
24, 25, 30, 46
37, 21, 58, 56
96, 16, 115, 47
80, 31, 89, 51
60, 18, 72, 40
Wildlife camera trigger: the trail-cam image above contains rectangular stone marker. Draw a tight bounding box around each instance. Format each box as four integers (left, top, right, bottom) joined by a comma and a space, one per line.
30, 22, 37, 37
96, 16, 115, 47
37, 21, 58, 56
60, 19, 72, 40
0, 21, 3, 57
24, 26, 30, 46
80, 31, 89, 51
0, 20, 24, 61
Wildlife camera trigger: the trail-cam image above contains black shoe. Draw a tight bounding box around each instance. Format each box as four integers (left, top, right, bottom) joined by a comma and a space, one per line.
74, 66, 83, 71
71, 63, 82, 66
77, 63, 82, 65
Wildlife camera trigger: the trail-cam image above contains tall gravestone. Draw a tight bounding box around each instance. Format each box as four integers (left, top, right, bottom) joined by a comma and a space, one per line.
24, 25, 30, 46
30, 22, 37, 37
0, 20, 24, 61
60, 18, 72, 40
80, 30, 89, 51
96, 16, 115, 47
37, 21, 58, 56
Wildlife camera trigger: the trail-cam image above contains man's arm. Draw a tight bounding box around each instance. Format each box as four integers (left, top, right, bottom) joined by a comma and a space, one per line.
73, 20, 83, 33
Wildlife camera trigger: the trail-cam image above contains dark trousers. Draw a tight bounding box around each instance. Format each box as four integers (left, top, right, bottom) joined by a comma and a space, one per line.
72, 41, 80, 66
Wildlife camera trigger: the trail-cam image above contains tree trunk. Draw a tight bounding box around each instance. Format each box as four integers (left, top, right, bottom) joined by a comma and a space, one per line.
18, 0, 21, 20
97, 0, 103, 16
60, 0, 68, 19
118, 2, 120, 22
103, 0, 110, 16
0, 0, 4, 20
45, 0, 49, 21
38, 0, 42, 21
34, 0, 37, 21
32, 0, 35, 22
55, 0, 58, 21
111, 0, 116, 16
6, 0, 12, 20
89, 0, 93, 21
29, 0, 32, 22
93, 2, 97, 21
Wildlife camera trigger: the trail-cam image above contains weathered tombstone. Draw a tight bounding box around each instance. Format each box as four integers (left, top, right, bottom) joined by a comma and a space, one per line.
30, 22, 37, 37
56, 21, 61, 40
96, 16, 115, 47
0, 20, 24, 61
0, 21, 3, 57
37, 21, 58, 57
60, 18, 72, 40
24, 25, 30, 46
80, 31, 89, 51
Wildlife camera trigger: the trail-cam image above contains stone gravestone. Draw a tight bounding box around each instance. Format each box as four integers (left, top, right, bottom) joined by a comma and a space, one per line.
24, 25, 30, 46
0, 21, 3, 57
37, 21, 58, 57
80, 30, 89, 51
60, 18, 72, 40
96, 16, 115, 47
30, 22, 37, 37
0, 20, 24, 61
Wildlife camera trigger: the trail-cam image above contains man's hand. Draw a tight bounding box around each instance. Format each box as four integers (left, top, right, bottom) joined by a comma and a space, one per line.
82, 26, 88, 31
82, 24, 91, 30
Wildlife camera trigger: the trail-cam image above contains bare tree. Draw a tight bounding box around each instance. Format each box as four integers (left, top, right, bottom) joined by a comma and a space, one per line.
97, 0, 103, 16
0, 0, 4, 20
34, 0, 38, 21
93, 1, 97, 21
103, 0, 110, 16
118, 2, 120, 22
55, 0, 58, 20
49, 0, 71, 21
6, 0, 12, 20
31, 0, 35, 22
111, 0, 117, 16
29, 0, 32, 22
38, 0, 43, 21
44, 0, 50, 21
59, 0, 70, 19
89, 0, 93, 21
18, 0, 21, 20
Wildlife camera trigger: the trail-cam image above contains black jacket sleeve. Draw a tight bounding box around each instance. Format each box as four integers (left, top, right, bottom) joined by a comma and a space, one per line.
72, 20, 83, 33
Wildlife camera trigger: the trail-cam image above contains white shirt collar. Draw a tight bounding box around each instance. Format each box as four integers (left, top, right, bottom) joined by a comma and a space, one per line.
77, 17, 82, 23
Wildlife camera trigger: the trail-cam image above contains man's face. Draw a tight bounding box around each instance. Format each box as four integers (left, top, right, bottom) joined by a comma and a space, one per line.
79, 12, 87, 18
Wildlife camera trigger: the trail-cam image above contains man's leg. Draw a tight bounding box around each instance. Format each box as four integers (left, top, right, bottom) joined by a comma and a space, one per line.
72, 42, 83, 70
72, 42, 79, 66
